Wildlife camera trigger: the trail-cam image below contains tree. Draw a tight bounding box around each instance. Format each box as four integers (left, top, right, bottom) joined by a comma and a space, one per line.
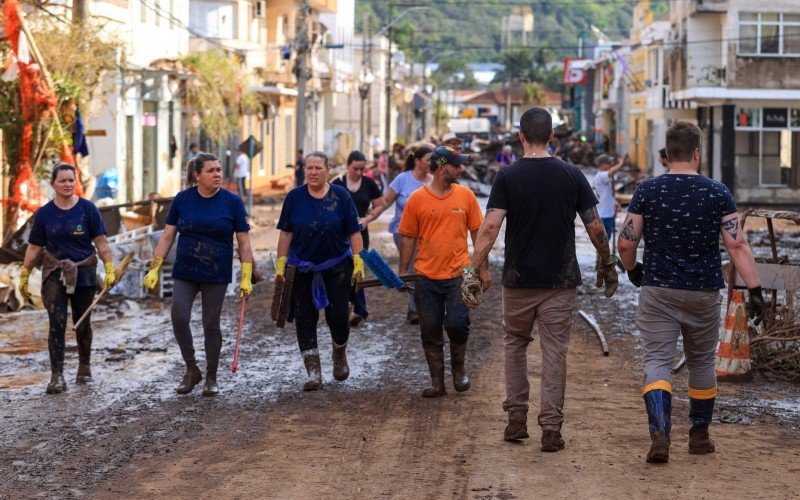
492, 49, 537, 84
521, 82, 546, 106
431, 59, 478, 89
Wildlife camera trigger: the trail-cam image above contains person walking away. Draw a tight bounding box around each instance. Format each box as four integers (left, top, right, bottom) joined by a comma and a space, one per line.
617, 122, 765, 463
234, 149, 250, 199
398, 146, 487, 397
144, 153, 254, 396
275, 152, 365, 391
470, 107, 619, 452
593, 154, 623, 285
365, 152, 389, 195
365, 146, 434, 324
294, 149, 305, 187
19, 163, 116, 394
332, 150, 385, 326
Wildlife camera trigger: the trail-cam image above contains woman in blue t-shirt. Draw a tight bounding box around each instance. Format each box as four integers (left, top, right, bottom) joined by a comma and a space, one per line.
19, 163, 116, 394
144, 153, 254, 397
276, 151, 365, 391
362, 145, 433, 324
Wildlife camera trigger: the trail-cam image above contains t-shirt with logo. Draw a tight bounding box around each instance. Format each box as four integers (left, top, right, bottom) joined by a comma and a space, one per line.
165, 187, 250, 283
28, 197, 107, 287
397, 184, 483, 280
487, 157, 598, 288
594, 170, 616, 218
627, 174, 736, 291
277, 183, 360, 264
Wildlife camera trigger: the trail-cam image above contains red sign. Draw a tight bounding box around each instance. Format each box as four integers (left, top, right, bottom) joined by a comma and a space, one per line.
563, 58, 590, 86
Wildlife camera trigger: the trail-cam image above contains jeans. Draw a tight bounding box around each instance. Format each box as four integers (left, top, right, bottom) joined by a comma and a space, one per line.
235, 177, 248, 197
414, 276, 470, 347
293, 259, 353, 352
41, 275, 96, 373
171, 279, 229, 371
601, 217, 615, 240
393, 232, 416, 313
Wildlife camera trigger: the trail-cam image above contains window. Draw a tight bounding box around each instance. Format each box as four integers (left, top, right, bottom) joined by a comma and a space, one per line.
738, 12, 800, 56
735, 106, 799, 186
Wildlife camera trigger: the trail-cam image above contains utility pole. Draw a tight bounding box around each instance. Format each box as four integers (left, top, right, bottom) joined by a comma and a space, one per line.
359, 13, 369, 152
294, 0, 310, 156
384, 3, 393, 154
366, 15, 373, 154
73, 0, 90, 23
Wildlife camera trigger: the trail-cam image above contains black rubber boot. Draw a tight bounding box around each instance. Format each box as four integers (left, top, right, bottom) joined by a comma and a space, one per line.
504, 408, 529, 441
644, 389, 672, 463
175, 364, 203, 395
76, 363, 92, 384
202, 368, 219, 397
332, 342, 350, 381
422, 345, 446, 397
302, 350, 322, 391
45, 371, 67, 394
688, 397, 716, 454
450, 342, 470, 392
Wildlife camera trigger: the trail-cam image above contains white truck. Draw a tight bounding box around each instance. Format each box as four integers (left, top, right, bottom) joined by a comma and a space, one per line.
447, 118, 492, 140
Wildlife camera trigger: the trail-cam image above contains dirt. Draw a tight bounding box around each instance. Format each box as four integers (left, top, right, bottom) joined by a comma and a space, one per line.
2, 207, 800, 498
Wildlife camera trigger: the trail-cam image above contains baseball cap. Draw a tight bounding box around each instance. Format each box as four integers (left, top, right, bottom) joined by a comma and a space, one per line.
596, 154, 614, 166
442, 132, 461, 143
430, 146, 471, 170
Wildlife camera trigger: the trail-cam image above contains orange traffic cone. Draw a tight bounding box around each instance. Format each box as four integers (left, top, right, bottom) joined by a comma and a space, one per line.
716, 290, 752, 382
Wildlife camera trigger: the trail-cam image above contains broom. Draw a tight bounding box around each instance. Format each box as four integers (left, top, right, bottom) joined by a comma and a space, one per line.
72, 251, 135, 332
359, 249, 408, 289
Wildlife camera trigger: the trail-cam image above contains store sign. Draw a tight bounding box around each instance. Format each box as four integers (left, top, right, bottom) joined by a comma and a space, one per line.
563, 58, 590, 86
763, 108, 788, 128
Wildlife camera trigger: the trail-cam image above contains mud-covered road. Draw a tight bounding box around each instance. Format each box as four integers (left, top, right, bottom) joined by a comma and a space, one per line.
2, 207, 800, 498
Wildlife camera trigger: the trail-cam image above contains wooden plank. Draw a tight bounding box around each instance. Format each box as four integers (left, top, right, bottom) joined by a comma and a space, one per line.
722, 262, 800, 291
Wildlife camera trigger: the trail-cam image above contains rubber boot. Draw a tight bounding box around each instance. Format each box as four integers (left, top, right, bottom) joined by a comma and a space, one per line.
46, 371, 67, 394
302, 350, 322, 391
688, 397, 716, 454
175, 364, 203, 394
332, 342, 350, 381
422, 345, 446, 397
450, 342, 470, 392
643, 389, 672, 463
76, 363, 92, 384
202, 368, 219, 397
541, 430, 565, 452
504, 408, 529, 441
407, 309, 419, 325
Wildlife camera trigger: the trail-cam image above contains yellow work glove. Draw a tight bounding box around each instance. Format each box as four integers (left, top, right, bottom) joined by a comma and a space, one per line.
19, 266, 32, 303
352, 254, 365, 286
240, 262, 253, 298
143, 256, 163, 290
275, 256, 287, 278
103, 261, 116, 289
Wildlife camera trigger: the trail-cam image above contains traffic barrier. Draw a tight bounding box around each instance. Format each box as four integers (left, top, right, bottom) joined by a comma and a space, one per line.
716, 290, 752, 382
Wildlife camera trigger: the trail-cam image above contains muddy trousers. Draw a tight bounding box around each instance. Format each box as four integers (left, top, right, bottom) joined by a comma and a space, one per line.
414, 276, 470, 347
293, 259, 353, 353
501, 287, 576, 432
42, 276, 96, 373
636, 286, 720, 397
392, 233, 417, 314
171, 279, 228, 371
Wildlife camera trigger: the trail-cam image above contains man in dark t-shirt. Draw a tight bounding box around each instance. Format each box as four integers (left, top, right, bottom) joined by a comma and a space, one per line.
470, 107, 618, 453
618, 122, 764, 464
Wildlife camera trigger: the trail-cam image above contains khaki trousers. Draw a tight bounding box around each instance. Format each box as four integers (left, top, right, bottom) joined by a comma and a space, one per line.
502, 287, 576, 431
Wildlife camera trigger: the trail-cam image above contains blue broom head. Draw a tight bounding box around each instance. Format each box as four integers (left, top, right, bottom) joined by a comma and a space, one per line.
360, 249, 404, 289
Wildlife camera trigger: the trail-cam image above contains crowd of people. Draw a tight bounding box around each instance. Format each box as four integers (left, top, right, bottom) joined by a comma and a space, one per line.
17, 107, 767, 466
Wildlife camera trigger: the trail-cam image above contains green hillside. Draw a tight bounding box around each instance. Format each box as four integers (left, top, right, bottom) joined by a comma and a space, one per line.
356, 0, 668, 74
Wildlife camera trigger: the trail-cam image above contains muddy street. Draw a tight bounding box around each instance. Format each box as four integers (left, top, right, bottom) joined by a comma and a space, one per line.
2, 210, 800, 499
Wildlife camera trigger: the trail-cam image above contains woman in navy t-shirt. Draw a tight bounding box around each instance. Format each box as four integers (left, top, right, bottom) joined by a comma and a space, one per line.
144, 153, 254, 397
19, 163, 116, 394
276, 151, 364, 391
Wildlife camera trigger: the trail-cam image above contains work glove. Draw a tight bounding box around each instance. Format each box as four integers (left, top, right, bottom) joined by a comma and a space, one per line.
626, 262, 644, 288
461, 266, 483, 309
747, 286, 766, 326
103, 261, 116, 289
275, 255, 287, 284
240, 262, 253, 298
596, 258, 619, 298
352, 254, 365, 287
19, 266, 32, 303
143, 256, 163, 290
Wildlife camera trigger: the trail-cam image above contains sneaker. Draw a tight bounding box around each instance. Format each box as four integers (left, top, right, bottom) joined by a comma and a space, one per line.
541, 430, 565, 452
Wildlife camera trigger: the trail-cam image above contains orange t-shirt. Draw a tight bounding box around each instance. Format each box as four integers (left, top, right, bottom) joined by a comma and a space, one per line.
397, 184, 483, 279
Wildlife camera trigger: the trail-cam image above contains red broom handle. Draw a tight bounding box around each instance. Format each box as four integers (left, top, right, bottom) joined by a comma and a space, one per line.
231, 297, 247, 373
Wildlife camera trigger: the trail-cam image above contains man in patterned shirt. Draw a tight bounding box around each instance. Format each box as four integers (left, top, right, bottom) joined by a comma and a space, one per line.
618, 122, 765, 463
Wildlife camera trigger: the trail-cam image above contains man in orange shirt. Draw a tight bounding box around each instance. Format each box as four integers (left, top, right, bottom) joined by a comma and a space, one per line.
398, 146, 488, 397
